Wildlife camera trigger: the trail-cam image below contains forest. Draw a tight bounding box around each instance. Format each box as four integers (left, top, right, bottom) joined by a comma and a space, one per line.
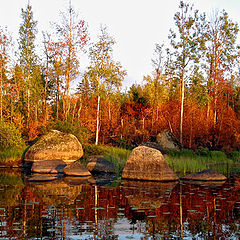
0, 1, 240, 154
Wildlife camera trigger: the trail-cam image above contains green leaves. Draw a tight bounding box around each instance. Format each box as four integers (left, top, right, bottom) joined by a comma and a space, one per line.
0, 121, 25, 150
84, 26, 126, 95
18, 3, 38, 75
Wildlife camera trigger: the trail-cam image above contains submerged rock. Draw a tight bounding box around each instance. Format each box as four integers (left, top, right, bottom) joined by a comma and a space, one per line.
31, 160, 67, 174
122, 146, 178, 181
180, 169, 227, 181
25, 130, 83, 164
26, 174, 58, 182
63, 161, 91, 177
86, 155, 116, 174
156, 129, 181, 151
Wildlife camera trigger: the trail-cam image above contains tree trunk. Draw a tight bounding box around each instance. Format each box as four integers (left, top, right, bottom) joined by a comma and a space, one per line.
56, 80, 60, 120
44, 58, 48, 123
120, 118, 124, 140
0, 64, 2, 121
151, 106, 155, 132
77, 101, 82, 120
95, 94, 101, 145
27, 85, 30, 123
180, 70, 185, 146
108, 100, 111, 121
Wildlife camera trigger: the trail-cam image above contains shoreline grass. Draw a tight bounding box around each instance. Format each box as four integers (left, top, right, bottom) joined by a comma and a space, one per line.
165, 149, 240, 176
0, 146, 26, 165
81, 144, 131, 174
1, 143, 240, 177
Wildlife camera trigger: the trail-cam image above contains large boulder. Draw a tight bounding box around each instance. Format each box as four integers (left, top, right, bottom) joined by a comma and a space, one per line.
122, 146, 178, 181
86, 155, 116, 174
25, 130, 83, 164
31, 160, 67, 174
63, 161, 91, 177
140, 142, 166, 154
180, 169, 227, 181
156, 130, 181, 151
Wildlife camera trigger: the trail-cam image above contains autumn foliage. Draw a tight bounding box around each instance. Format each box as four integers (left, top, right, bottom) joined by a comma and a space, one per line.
0, 1, 240, 152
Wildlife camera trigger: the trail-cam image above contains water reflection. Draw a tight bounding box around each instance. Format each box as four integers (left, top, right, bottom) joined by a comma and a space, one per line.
0, 170, 240, 239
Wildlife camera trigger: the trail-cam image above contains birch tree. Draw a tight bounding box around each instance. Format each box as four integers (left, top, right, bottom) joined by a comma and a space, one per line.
54, 2, 88, 120
169, 1, 202, 146
84, 26, 126, 145
206, 10, 239, 126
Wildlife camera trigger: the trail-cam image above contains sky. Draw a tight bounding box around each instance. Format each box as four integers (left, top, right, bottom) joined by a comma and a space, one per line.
1, 0, 240, 90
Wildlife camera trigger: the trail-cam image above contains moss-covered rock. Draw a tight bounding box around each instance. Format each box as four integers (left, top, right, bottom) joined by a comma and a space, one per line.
25, 130, 83, 164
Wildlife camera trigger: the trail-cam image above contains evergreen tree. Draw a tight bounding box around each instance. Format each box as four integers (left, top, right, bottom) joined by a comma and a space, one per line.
18, 3, 38, 124
0, 26, 12, 121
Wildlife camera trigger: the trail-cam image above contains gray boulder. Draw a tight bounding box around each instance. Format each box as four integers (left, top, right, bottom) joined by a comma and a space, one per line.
122, 146, 178, 181
180, 169, 227, 181
86, 155, 116, 174
25, 130, 83, 164
63, 161, 91, 177
31, 160, 67, 174
156, 129, 181, 151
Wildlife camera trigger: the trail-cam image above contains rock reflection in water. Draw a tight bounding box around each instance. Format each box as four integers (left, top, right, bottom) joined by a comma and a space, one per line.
27, 179, 85, 206
0, 170, 240, 239
121, 180, 177, 210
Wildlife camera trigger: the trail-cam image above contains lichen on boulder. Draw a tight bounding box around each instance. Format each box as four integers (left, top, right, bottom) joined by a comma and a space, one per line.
24, 130, 83, 164
122, 146, 178, 181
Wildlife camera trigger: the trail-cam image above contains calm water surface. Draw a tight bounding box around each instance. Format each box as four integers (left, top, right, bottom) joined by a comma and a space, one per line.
0, 169, 240, 239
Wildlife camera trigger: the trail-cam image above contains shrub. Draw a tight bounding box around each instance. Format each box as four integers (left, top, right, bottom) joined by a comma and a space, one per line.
195, 148, 211, 157
0, 121, 25, 150
179, 149, 194, 158
49, 120, 91, 144
210, 151, 227, 161
81, 144, 131, 174
229, 151, 240, 162
165, 149, 179, 157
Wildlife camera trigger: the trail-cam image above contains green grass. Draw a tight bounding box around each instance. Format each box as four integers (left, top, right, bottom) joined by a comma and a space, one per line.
165, 149, 240, 176
0, 146, 26, 164
81, 144, 131, 175
82, 145, 240, 177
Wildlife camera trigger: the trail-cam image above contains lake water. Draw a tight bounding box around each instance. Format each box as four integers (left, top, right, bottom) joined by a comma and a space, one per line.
0, 169, 240, 239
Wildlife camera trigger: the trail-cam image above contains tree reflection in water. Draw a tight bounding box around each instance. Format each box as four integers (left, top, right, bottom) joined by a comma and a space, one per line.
0, 170, 240, 239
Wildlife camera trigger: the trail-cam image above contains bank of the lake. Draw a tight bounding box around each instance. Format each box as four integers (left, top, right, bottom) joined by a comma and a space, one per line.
0, 147, 25, 168
1, 144, 240, 177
